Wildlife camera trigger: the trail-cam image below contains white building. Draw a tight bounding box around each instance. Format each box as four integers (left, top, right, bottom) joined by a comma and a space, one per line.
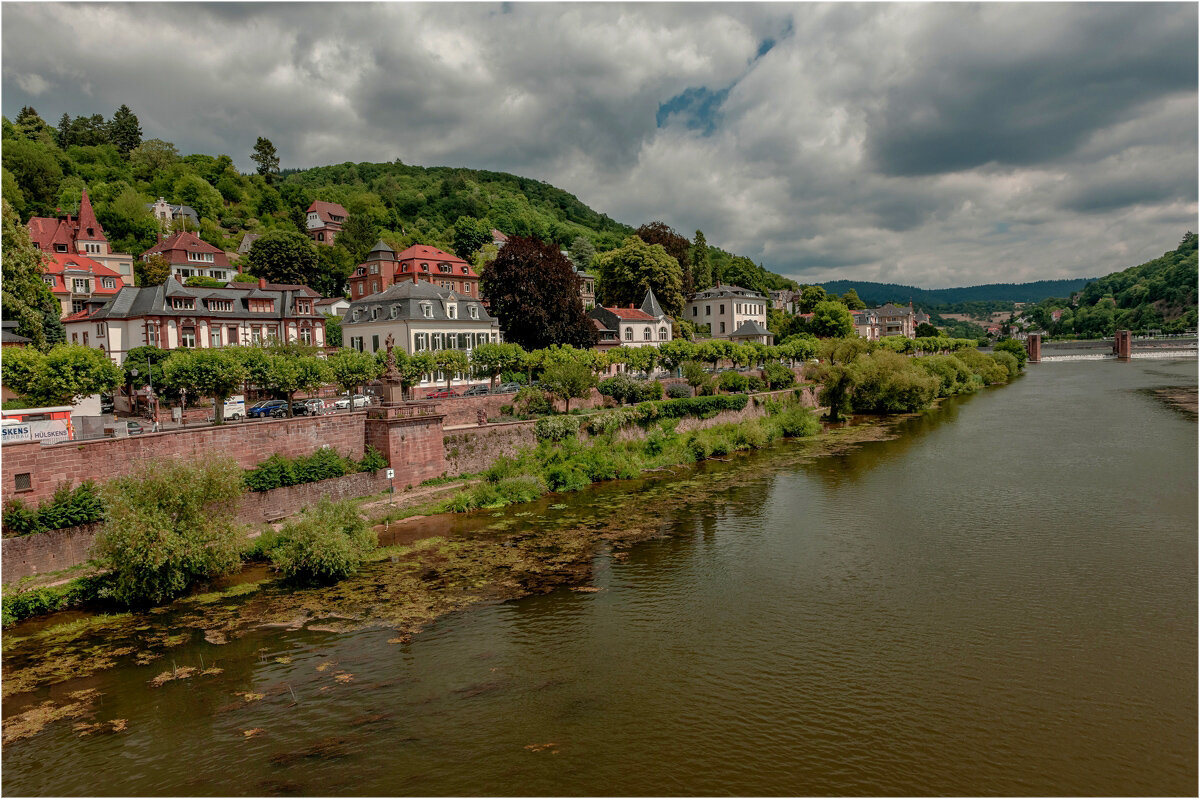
686, 283, 769, 339
586, 289, 674, 347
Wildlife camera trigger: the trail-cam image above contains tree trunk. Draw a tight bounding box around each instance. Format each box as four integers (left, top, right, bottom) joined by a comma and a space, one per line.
214, 396, 224, 424
286, 391, 294, 417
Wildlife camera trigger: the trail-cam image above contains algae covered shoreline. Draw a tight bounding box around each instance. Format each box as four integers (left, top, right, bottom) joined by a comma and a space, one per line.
1, 414, 907, 744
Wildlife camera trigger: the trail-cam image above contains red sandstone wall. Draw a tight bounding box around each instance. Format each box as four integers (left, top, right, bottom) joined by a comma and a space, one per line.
1, 471, 393, 584
443, 421, 538, 475
2, 413, 369, 505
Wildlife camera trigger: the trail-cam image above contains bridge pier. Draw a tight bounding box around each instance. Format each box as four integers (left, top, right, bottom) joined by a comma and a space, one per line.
1113, 329, 1132, 359
1025, 333, 1042, 363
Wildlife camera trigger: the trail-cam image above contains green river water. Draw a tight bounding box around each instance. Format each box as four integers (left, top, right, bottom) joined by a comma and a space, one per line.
2, 352, 1196, 795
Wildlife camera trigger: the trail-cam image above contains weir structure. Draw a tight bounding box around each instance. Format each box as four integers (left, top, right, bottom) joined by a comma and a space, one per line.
1113, 329, 1133, 359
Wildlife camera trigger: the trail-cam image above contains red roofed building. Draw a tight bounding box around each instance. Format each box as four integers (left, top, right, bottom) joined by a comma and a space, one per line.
141, 230, 234, 283
348, 240, 482, 301
26, 190, 135, 286
306, 201, 347, 245
39, 252, 125, 317
587, 289, 673, 348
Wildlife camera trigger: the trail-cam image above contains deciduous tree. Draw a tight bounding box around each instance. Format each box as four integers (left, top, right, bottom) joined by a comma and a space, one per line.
540, 361, 595, 413
135, 254, 172, 287
246, 229, 319, 287
481, 235, 596, 351
1, 199, 64, 350
636, 221, 692, 295
808, 300, 855, 338
451, 216, 491, 261
593, 236, 685, 319
161, 348, 247, 423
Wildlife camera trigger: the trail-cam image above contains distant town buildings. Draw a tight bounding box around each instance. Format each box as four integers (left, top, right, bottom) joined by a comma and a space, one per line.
141, 230, 234, 283
306, 201, 347, 245
686, 283, 769, 339
27, 190, 135, 285
851, 303, 918, 340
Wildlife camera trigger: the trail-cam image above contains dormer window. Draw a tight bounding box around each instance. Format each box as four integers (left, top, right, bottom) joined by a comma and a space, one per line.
55, 244, 68, 253
102, 278, 116, 289
371, 307, 379, 320
468, 305, 478, 320
208, 299, 232, 312
460, 267, 469, 274
43, 277, 55, 287
420, 263, 429, 272
390, 304, 400, 319
421, 303, 433, 319
447, 304, 457, 319
295, 300, 312, 314
438, 264, 452, 274
172, 297, 195, 310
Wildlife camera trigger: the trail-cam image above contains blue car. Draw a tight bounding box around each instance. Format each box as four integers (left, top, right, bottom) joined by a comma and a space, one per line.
247, 400, 287, 419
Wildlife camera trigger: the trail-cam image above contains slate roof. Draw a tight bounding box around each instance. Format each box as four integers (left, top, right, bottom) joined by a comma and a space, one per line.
689, 283, 767, 301
731, 319, 771, 337
366, 239, 395, 260
875, 303, 914, 316
146, 200, 199, 223
639, 289, 665, 318
237, 233, 261, 254
342, 279, 494, 326
2, 321, 31, 345
65, 276, 324, 323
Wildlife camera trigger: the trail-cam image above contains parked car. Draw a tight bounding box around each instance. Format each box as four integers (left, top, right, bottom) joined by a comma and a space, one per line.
100, 394, 114, 414
248, 399, 287, 419
492, 382, 522, 394
425, 389, 459, 399
461, 385, 491, 397
291, 399, 326, 416
125, 420, 144, 435
333, 394, 370, 410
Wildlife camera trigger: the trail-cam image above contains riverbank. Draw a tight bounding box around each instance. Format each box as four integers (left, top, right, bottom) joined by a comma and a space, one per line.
1, 413, 907, 744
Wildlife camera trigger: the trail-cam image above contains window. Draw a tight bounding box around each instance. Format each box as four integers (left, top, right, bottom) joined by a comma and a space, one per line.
229, 326, 239, 343
692, 307, 697, 317
439, 264, 452, 273
208, 300, 232, 312
72, 300, 86, 313
85, 243, 100, 254
83, 332, 88, 345
720, 304, 725, 314
433, 333, 444, 350
372, 281, 379, 293
720, 322, 726, 334
148, 328, 159, 346
350, 336, 364, 352
624, 328, 632, 341
643, 327, 651, 341
102, 278, 116, 289
370, 263, 379, 274
300, 328, 311, 345
186, 251, 214, 263
372, 334, 379, 352
43, 277, 55, 287
317, 233, 325, 242
459, 333, 470, 349
415, 333, 428, 351
420, 263, 429, 271
658, 327, 667, 341
296, 301, 312, 314
468, 305, 478, 319
181, 327, 196, 348
252, 329, 262, 345
172, 298, 195, 310
421, 303, 433, 318
73, 278, 89, 293
72, 333, 79, 343
705, 305, 711, 316
371, 307, 379, 320
55, 244, 68, 253
14, 473, 31, 492
211, 328, 222, 347
96, 323, 106, 337
212, 271, 226, 282
447, 304, 457, 319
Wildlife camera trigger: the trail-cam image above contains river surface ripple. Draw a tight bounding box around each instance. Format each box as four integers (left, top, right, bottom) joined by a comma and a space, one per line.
2, 355, 1196, 796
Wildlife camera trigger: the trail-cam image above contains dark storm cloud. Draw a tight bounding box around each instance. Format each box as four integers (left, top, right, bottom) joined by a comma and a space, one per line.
1, 3, 1195, 287
866, 4, 1197, 176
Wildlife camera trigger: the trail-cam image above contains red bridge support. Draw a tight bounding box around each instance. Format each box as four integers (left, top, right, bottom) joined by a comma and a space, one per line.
1113, 329, 1132, 359
1025, 333, 1042, 363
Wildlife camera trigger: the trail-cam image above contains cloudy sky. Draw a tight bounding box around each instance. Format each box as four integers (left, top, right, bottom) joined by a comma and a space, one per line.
3, 2, 1196, 288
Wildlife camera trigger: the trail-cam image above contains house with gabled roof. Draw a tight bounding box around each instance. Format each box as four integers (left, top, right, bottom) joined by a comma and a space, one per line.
62, 276, 326, 363
27, 190, 135, 285
306, 201, 347, 245
587, 289, 674, 348
147, 197, 200, 229
141, 230, 234, 283
39, 252, 125, 317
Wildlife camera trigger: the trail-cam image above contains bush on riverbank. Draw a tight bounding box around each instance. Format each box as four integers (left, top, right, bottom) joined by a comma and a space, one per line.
93, 459, 246, 606
243, 446, 388, 492
1, 575, 108, 627
2, 481, 106, 538
267, 498, 377, 584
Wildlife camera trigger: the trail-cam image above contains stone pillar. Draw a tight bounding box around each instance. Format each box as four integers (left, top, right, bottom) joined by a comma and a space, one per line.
1114, 329, 1133, 359
365, 403, 446, 489
1025, 333, 1042, 363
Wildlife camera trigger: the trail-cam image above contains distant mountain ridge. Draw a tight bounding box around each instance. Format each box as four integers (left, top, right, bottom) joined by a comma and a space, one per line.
817, 278, 1096, 307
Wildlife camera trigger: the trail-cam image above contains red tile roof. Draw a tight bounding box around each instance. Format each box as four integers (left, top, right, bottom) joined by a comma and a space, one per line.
28, 216, 78, 253
75, 190, 107, 242
395, 245, 478, 277
605, 307, 656, 321
41, 252, 123, 294
307, 201, 348, 225
142, 231, 230, 266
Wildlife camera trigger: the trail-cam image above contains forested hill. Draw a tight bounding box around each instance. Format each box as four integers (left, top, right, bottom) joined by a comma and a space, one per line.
817, 278, 1096, 307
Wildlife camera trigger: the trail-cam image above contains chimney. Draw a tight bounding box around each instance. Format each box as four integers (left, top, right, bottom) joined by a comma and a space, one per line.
412, 271, 418, 284
259, 278, 266, 289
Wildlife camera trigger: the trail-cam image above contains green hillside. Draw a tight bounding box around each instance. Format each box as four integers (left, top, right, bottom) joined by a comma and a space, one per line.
817, 278, 1095, 308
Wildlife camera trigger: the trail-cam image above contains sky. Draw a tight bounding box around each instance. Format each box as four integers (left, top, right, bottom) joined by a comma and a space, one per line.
2, 2, 1196, 289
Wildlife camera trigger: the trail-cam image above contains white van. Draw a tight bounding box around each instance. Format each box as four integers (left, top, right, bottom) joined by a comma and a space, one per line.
223, 395, 246, 420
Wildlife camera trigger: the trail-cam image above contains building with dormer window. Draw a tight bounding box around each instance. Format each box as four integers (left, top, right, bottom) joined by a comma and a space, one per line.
39, 252, 125, 317
306, 201, 348, 245
348, 240, 482, 301
61, 276, 325, 363
587, 289, 674, 349
141, 230, 233, 283
340, 278, 499, 386
27, 190, 135, 285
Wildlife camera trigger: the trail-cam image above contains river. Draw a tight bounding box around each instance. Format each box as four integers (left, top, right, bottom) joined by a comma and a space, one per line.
2, 353, 1196, 796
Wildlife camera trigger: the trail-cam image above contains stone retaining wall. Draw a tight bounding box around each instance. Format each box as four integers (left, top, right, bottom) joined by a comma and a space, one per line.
1, 470, 394, 585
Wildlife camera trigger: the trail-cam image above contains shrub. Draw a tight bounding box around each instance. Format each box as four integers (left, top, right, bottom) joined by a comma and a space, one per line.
665, 382, 692, 399
682, 361, 714, 396
598, 373, 640, 405
499, 404, 514, 416
513, 385, 553, 417
746, 375, 765, 392
2, 498, 41, 536
2, 482, 106, 537
718, 371, 749, 393
763, 361, 796, 389
635, 394, 749, 423
915, 354, 978, 397
993, 338, 1028, 369
244, 454, 298, 492
991, 350, 1020, 379
535, 414, 581, 443
2, 576, 107, 627
543, 462, 591, 492
358, 445, 388, 473
585, 408, 637, 436
94, 459, 246, 606
638, 380, 664, 402
848, 350, 940, 413
776, 406, 821, 438
268, 498, 376, 584
293, 447, 352, 484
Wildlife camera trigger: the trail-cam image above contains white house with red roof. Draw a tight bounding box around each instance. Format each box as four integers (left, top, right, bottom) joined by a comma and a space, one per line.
587, 289, 674, 348
348, 240, 482, 301
39, 252, 125, 317
141, 230, 234, 282
26, 190, 135, 285
306, 201, 347, 245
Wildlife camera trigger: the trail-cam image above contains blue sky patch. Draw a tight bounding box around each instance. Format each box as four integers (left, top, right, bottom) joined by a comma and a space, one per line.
656, 86, 731, 136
